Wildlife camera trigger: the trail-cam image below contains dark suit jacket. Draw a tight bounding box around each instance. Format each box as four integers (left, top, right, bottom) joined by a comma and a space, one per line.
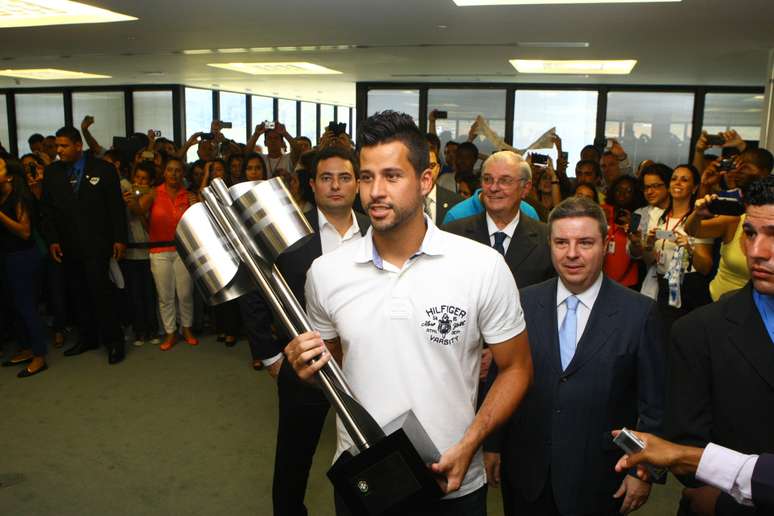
499, 276, 664, 515
267, 208, 370, 357
434, 185, 463, 226
442, 210, 555, 289
666, 283, 774, 515
40, 157, 127, 259
753, 454, 774, 512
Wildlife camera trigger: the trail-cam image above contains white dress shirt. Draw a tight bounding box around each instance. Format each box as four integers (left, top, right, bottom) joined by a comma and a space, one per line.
697, 443, 758, 507
318, 208, 362, 255
486, 211, 520, 255
261, 208, 361, 367
556, 273, 604, 346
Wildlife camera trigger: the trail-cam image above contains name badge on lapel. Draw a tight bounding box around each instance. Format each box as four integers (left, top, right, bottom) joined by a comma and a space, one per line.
89, 176, 100, 186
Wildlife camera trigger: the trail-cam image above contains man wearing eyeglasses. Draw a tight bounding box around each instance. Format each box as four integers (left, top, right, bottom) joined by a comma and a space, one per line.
444, 151, 554, 289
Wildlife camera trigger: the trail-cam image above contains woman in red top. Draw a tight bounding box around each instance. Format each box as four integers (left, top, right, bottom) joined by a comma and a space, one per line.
603, 175, 646, 288
133, 156, 198, 350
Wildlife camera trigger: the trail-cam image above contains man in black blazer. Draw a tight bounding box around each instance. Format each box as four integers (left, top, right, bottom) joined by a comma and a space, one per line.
489, 197, 664, 515
666, 176, 774, 516
427, 147, 464, 225
442, 151, 553, 288
39, 127, 127, 364
263, 146, 369, 516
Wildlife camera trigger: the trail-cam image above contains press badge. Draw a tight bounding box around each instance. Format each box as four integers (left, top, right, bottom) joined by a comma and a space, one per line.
607, 240, 616, 254
389, 298, 412, 319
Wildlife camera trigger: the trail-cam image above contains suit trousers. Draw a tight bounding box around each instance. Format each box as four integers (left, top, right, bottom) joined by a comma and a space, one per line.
149, 251, 193, 334
64, 254, 122, 349
272, 358, 330, 516
238, 290, 275, 361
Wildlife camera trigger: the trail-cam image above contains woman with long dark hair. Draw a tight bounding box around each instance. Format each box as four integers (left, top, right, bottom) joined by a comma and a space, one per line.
643, 164, 713, 334
0, 158, 47, 377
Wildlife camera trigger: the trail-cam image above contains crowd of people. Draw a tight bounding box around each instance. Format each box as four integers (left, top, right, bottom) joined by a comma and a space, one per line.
1, 107, 773, 515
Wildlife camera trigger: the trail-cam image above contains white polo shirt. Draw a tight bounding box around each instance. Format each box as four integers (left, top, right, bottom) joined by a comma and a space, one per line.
305, 216, 526, 499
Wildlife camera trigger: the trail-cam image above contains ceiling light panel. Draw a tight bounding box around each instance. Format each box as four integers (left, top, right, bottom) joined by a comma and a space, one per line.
0, 68, 111, 79
510, 59, 637, 74
455, 0, 679, 5
0, 0, 136, 28
207, 62, 342, 75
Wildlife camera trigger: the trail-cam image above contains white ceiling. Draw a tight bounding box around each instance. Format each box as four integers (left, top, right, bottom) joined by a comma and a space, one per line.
0, 0, 771, 106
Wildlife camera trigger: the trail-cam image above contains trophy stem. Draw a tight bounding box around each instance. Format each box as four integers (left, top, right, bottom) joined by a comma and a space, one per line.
202, 182, 384, 452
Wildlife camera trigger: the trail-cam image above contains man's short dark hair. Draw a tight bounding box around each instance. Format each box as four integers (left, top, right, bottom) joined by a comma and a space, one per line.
639, 163, 673, 187
312, 146, 358, 179
456, 141, 479, 159
297, 150, 317, 174
576, 159, 601, 178
741, 148, 774, 174
548, 196, 608, 240
444, 140, 459, 149
28, 133, 44, 146
295, 136, 312, 147
743, 175, 774, 206
358, 110, 429, 175
55, 126, 82, 143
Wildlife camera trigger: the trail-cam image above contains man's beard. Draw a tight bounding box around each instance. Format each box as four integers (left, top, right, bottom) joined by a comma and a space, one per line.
367, 199, 423, 233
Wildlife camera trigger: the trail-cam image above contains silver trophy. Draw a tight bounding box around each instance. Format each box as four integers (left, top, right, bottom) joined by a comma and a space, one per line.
176, 178, 441, 514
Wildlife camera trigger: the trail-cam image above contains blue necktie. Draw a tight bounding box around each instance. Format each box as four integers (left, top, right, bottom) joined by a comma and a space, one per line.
559, 295, 580, 371
493, 232, 507, 255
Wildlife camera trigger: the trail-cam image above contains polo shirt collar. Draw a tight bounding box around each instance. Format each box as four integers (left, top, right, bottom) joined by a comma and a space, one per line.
354, 214, 444, 269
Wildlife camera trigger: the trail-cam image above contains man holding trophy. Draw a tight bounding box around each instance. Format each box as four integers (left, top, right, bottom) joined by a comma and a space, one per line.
285, 111, 534, 515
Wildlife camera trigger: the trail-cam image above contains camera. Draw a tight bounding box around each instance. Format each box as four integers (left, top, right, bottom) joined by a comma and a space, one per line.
200, 132, 215, 140
705, 134, 725, 146
327, 121, 347, 136
709, 189, 745, 216
434, 110, 448, 119
718, 158, 736, 171
219, 121, 232, 129
531, 153, 549, 166
152, 130, 161, 137
264, 120, 275, 130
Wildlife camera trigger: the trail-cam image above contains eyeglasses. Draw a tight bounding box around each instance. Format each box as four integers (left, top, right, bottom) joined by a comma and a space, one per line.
643, 183, 665, 191
482, 175, 524, 188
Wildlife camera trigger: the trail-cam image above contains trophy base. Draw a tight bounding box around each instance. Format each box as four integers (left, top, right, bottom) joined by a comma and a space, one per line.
327, 410, 443, 515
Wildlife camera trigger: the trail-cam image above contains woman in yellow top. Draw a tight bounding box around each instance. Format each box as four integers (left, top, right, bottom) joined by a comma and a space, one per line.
683, 194, 749, 301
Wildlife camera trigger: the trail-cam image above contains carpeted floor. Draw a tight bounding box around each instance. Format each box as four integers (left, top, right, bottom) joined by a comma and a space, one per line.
1, 335, 683, 515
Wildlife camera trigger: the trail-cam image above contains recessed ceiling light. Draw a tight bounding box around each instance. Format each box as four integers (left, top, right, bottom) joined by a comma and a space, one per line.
217, 48, 249, 54
517, 41, 590, 48
183, 49, 213, 55
510, 59, 637, 74
0, 68, 110, 80
250, 47, 275, 53
753, 95, 765, 100
0, 0, 136, 28
436, 24, 449, 29
207, 62, 342, 75
455, 0, 679, 5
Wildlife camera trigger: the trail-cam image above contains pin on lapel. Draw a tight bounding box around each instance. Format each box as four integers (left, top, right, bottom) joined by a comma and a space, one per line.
89, 176, 100, 186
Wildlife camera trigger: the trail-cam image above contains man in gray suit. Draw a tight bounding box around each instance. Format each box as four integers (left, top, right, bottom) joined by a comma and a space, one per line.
488, 197, 665, 516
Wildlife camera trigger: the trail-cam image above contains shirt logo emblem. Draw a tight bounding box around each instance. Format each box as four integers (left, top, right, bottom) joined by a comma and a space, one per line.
421, 304, 467, 346
89, 176, 100, 186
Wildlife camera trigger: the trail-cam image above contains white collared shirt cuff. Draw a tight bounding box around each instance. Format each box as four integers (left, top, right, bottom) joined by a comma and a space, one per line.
261, 352, 284, 368
696, 442, 757, 507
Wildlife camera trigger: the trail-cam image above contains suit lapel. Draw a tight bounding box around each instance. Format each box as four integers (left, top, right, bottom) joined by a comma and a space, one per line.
563, 277, 619, 376
465, 212, 490, 247
504, 217, 539, 273
536, 279, 563, 376
727, 284, 774, 391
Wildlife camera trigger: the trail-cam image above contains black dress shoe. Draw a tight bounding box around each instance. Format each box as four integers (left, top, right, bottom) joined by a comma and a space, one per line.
63, 342, 99, 357
108, 347, 125, 365
18, 363, 48, 378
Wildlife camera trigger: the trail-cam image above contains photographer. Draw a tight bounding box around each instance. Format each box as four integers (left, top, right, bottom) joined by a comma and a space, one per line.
245, 121, 301, 176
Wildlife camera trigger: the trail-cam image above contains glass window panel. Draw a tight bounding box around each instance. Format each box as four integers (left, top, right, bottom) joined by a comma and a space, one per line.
133, 91, 173, 142
320, 104, 335, 134
428, 89, 507, 158
300, 101, 317, 145
15, 93, 64, 155
185, 87, 213, 162
351, 108, 356, 141
218, 91, 246, 143
367, 89, 419, 122
0, 95, 9, 155
513, 90, 598, 171
277, 99, 297, 137
251, 95, 274, 131
606, 91, 694, 168
72, 91, 126, 152
703, 93, 763, 142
